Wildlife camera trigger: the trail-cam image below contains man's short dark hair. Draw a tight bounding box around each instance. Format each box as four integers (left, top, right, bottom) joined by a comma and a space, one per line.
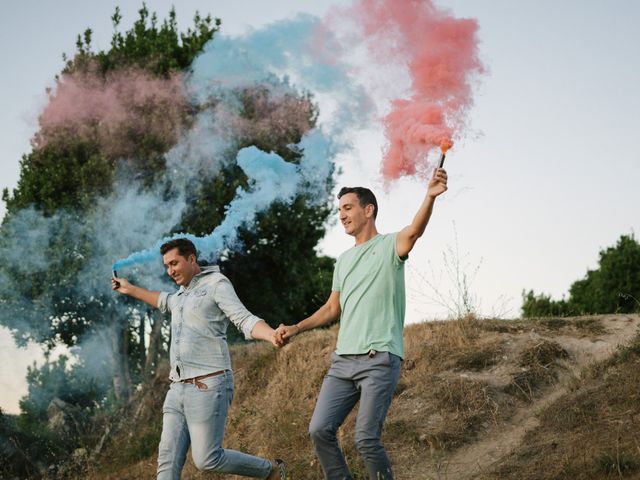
160, 238, 198, 259
338, 187, 378, 219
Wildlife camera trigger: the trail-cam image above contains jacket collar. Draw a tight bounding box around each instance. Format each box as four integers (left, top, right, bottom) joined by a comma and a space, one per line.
177, 265, 219, 293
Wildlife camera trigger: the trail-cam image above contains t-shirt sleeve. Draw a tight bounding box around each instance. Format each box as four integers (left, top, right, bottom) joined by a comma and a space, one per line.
331, 261, 341, 292
390, 232, 408, 267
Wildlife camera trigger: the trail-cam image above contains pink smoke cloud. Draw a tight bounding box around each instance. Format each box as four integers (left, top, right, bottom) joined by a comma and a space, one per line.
238, 87, 315, 148
35, 67, 189, 159
332, 0, 483, 180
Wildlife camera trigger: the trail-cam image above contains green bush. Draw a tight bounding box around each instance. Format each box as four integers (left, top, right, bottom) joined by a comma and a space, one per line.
523, 234, 640, 317
521, 290, 574, 317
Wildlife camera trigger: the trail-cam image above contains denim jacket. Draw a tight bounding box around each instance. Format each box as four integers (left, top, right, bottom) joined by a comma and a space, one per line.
157, 266, 262, 381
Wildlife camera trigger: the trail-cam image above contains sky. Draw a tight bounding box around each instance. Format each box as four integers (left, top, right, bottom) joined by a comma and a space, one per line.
1, 0, 639, 413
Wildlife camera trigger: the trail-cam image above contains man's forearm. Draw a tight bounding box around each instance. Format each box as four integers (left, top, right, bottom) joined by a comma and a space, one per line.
296, 301, 339, 333
275, 291, 340, 344
126, 285, 161, 308
396, 193, 437, 258
250, 320, 275, 342
407, 194, 436, 239
397, 168, 448, 258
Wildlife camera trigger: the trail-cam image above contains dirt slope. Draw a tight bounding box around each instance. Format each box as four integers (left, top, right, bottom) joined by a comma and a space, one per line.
403, 315, 640, 480
83, 314, 640, 480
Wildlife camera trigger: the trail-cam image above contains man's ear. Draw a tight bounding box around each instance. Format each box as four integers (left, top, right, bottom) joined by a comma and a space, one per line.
365, 204, 375, 219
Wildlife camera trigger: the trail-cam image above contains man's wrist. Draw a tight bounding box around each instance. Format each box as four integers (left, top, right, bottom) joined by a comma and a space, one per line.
293, 323, 302, 335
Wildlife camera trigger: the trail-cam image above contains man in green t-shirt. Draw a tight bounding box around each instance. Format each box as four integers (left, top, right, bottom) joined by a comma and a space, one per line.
275, 167, 448, 479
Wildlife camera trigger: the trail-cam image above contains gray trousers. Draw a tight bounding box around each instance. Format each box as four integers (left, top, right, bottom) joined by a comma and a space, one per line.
309, 351, 402, 480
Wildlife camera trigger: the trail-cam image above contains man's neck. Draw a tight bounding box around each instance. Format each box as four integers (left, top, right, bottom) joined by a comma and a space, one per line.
354, 224, 379, 245
184, 265, 202, 288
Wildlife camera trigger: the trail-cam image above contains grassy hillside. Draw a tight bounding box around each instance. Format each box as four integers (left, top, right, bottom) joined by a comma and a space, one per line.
77, 314, 640, 479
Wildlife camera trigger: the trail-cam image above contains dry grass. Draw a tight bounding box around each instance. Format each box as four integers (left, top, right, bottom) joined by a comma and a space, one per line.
79, 315, 638, 480
482, 331, 640, 480
505, 339, 569, 401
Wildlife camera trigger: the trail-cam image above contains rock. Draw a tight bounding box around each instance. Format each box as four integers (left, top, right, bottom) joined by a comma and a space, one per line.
46, 398, 86, 443
72, 447, 88, 466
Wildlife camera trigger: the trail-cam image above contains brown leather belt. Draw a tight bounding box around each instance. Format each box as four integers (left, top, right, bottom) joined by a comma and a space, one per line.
181, 370, 225, 390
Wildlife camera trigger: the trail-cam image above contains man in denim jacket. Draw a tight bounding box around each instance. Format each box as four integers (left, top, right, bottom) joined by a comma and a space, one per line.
112, 238, 284, 480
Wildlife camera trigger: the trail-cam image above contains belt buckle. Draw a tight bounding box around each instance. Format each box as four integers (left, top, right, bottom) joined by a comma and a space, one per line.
368, 349, 377, 358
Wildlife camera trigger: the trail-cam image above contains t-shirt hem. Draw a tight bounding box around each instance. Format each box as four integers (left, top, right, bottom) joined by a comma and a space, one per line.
335, 347, 404, 360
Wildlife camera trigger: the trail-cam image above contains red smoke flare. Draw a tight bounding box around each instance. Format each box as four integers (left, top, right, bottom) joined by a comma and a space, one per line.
339, 0, 483, 180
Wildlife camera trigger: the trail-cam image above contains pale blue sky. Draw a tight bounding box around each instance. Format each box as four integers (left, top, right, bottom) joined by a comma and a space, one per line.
1, 0, 639, 413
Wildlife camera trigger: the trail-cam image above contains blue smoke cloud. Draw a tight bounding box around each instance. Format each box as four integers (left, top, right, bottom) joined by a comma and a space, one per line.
113, 13, 371, 273
113, 145, 300, 270
0, 9, 378, 416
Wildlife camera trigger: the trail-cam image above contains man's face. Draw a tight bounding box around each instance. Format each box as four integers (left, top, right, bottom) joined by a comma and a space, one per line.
162, 248, 197, 287
339, 193, 373, 237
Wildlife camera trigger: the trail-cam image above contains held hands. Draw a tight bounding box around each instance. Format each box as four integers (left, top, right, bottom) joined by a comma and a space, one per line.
272, 323, 301, 347
428, 167, 448, 199
267, 331, 282, 348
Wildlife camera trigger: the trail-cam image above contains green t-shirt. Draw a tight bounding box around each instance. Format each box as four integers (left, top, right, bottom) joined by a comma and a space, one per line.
332, 233, 406, 359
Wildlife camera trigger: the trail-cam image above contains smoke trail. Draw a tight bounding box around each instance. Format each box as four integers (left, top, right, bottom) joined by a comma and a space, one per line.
2, 9, 384, 420
187, 14, 372, 137
113, 144, 300, 270
328, 0, 483, 180
113, 14, 372, 272
0, 175, 183, 344
0, 207, 63, 344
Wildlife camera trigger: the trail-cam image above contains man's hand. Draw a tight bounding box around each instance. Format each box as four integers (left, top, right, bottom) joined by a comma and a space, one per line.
427, 167, 448, 199
111, 276, 160, 307
112, 275, 133, 294
274, 324, 300, 347
268, 332, 281, 348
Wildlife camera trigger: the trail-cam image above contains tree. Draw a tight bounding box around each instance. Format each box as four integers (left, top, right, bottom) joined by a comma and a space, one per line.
1, 4, 335, 406
522, 234, 640, 317
521, 290, 575, 318
1, 7, 219, 404
569, 234, 640, 313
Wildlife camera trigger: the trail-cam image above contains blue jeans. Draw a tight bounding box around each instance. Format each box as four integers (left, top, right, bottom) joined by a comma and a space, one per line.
309, 351, 402, 480
157, 371, 272, 479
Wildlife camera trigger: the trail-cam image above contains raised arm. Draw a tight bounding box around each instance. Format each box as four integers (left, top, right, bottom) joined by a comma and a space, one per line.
275, 290, 341, 346
396, 167, 448, 258
112, 275, 161, 308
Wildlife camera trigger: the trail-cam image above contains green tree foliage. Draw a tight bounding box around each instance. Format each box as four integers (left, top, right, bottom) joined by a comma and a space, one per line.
522, 234, 640, 317
223, 199, 335, 330
2, 3, 335, 401
0, 4, 337, 475
65, 5, 220, 77
3, 5, 216, 215
19, 355, 107, 424
176, 85, 334, 335
4, 141, 112, 214
521, 291, 575, 318
0, 408, 62, 479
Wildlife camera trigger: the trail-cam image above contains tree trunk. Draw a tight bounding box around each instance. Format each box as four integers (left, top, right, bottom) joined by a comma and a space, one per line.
110, 312, 132, 402
145, 311, 166, 376
139, 311, 146, 372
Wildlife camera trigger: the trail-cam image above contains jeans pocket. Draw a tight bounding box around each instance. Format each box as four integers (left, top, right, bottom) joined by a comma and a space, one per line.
187, 375, 228, 422
196, 373, 227, 391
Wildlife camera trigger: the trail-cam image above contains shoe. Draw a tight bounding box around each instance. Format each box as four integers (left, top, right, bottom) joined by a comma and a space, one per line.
275, 458, 286, 479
